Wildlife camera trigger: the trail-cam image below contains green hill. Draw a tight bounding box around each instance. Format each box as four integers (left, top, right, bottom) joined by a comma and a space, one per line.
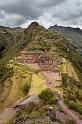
49, 25, 82, 55
0, 22, 82, 124
0, 26, 23, 58
1, 22, 82, 72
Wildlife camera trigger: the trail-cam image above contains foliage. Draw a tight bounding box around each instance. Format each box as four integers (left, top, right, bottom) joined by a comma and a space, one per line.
0, 26, 22, 60
49, 25, 82, 73
5, 120, 13, 124
39, 88, 56, 104
78, 90, 82, 100
68, 100, 82, 114
0, 66, 13, 81
62, 73, 69, 87
66, 119, 75, 124
27, 102, 36, 113
23, 79, 31, 95
62, 73, 82, 103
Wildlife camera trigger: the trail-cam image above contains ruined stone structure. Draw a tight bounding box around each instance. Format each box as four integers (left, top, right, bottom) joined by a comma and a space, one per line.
16, 51, 43, 64
16, 51, 61, 72
38, 55, 61, 72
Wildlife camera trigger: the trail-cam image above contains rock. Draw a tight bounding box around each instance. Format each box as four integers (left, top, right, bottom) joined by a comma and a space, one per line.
48, 107, 56, 122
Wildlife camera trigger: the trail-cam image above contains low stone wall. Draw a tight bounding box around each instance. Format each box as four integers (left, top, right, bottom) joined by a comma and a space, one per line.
16, 52, 61, 72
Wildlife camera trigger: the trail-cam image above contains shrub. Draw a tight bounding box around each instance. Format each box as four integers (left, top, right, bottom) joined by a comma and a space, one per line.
68, 100, 76, 109
5, 119, 13, 124
30, 111, 40, 119
62, 73, 68, 87
39, 89, 56, 104
67, 119, 75, 124
78, 90, 82, 100
23, 80, 31, 95
27, 102, 36, 113
68, 100, 82, 114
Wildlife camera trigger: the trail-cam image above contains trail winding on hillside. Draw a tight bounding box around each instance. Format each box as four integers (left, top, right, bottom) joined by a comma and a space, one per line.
58, 99, 82, 124
0, 108, 16, 124
42, 71, 82, 124
0, 70, 81, 124
0, 95, 40, 124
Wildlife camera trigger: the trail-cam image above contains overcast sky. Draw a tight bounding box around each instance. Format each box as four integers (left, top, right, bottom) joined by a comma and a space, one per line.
0, 0, 82, 28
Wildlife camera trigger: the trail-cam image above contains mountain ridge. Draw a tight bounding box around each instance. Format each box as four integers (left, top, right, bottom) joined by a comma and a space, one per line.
49, 24, 82, 55
0, 22, 82, 124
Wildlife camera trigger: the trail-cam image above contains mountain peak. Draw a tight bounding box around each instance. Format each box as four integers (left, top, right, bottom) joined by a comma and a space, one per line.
24, 22, 44, 35
28, 22, 39, 28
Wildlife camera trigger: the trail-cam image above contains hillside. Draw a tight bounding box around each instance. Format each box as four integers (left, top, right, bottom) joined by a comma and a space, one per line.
49, 25, 82, 55
1, 22, 82, 72
0, 22, 82, 124
0, 26, 23, 58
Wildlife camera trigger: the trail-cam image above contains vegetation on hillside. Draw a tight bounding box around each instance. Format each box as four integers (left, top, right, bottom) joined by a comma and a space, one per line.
23, 79, 31, 95
49, 25, 82, 55
5, 98, 75, 124
0, 26, 23, 58
39, 88, 57, 104
0, 22, 82, 121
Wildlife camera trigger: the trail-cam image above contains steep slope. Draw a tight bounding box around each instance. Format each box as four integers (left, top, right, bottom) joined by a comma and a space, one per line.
49, 25, 82, 55
0, 22, 46, 66
0, 22, 82, 72
0, 22, 82, 124
0, 22, 82, 97
0, 26, 23, 58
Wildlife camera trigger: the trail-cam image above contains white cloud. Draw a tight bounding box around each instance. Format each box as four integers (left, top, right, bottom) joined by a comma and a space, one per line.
0, 0, 82, 28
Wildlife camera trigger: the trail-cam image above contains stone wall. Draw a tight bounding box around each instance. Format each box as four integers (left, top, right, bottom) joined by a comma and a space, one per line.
16, 51, 61, 72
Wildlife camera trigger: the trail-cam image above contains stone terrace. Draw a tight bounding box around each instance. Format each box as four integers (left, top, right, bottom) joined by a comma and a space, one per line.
16, 51, 61, 72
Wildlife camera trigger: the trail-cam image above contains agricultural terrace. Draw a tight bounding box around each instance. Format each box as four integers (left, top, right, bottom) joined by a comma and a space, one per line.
61, 58, 79, 82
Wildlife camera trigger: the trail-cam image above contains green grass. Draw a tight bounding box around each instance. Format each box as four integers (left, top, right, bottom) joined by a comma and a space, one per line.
61, 58, 79, 82
0, 62, 47, 113
29, 73, 47, 95
0, 63, 36, 112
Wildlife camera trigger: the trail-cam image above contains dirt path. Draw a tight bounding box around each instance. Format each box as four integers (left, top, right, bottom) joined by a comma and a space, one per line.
0, 108, 16, 124
41, 71, 63, 96
16, 94, 40, 107
0, 70, 81, 124
58, 99, 82, 124
0, 95, 39, 124
42, 71, 82, 124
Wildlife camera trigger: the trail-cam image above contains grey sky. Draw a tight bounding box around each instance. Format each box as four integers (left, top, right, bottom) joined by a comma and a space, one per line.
0, 0, 82, 28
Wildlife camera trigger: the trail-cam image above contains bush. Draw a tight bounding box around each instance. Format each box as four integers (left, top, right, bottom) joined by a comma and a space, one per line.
78, 90, 82, 100
67, 119, 75, 124
27, 102, 36, 113
23, 80, 31, 95
68, 100, 76, 109
5, 119, 13, 124
62, 73, 69, 87
68, 100, 82, 114
39, 89, 56, 104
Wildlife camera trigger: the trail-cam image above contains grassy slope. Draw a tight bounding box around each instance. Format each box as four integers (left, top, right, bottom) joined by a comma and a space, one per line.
0, 22, 82, 114
0, 62, 47, 112
61, 58, 79, 82
29, 73, 47, 95
49, 25, 82, 52
0, 27, 23, 59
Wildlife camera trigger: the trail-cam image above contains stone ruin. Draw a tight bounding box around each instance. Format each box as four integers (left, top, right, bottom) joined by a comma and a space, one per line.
17, 51, 42, 64
38, 55, 61, 72
16, 51, 61, 72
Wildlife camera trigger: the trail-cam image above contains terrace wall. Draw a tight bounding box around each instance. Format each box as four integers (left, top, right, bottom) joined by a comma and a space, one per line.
16, 52, 61, 72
